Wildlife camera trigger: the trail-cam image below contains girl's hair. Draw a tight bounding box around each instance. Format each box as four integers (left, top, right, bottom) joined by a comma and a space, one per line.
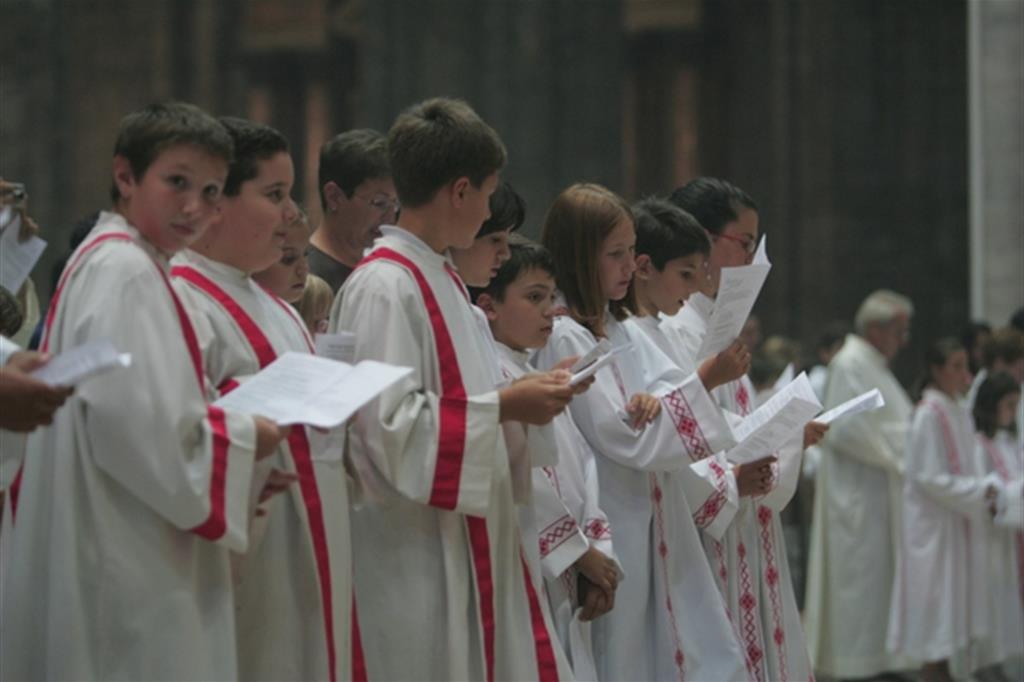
477, 181, 526, 237
297, 274, 333, 335
540, 183, 635, 337
973, 371, 1020, 437
913, 336, 964, 401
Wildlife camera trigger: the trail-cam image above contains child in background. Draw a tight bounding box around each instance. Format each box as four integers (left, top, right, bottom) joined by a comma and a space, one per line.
173, 116, 358, 682
0, 102, 284, 681
971, 372, 1024, 682
888, 338, 1017, 682
253, 207, 311, 304
476, 235, 620, 680
533, 183, 749, 682
298, 274, 333, 335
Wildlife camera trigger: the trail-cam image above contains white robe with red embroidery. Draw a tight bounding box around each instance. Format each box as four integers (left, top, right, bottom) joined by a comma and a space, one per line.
887, 389, 1007, 666
662, 304, 812, 682
171, 249, 357, 682
498, 341, 621, 681
0, 212, 258, 681
972, 430, 1024, 668
328, 226, 566, 682
534, 311, 749, 682
804, 334, 913, 677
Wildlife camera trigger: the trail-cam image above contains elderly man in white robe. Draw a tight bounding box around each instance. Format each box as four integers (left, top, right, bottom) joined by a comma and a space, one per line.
804, 289, 915, 679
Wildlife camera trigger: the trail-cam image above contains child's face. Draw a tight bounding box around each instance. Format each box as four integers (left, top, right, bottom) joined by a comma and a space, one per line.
996, 391, 1020, 429
932, 349, 973, 397
450, 228, 512, 287
115, 144, 228, 255
598, 217, 636, 302
253, 218, 310, 303
486, 268, 557, 351
220, 151, 297, 273
448, 173, 500, 250
641, 252, 707, 317
707, 207, 759, 294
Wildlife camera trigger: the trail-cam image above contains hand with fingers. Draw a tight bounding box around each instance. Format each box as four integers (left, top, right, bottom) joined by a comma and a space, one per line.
734, 454, 777, 497
625, 392, 661, 429
0, 351, 74, 432
698, 339, 751, 392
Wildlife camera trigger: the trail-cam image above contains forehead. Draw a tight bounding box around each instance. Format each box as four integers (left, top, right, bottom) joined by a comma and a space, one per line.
283, 219, 311, 244
354, 175, 394, 196
150, 143, 229, 174
603, 217, 635, 246
251, 151, 294, 183
663, 252, 706, 269
721, 207, 759, 238
512, 266, 555, 288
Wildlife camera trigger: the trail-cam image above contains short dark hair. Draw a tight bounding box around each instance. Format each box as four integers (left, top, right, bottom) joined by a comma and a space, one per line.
477, 181, 526, 238
982, 327, 1024, 369
318, 129, 390, 208
914, 336, 965, 401
110, 101, 233, 202
219, 117, 290, 197
973, 371, 1020, 437
632, 197, 710, 269
668, 177, 758, 236
388, 98, 507, 208
473, 234, 554, 304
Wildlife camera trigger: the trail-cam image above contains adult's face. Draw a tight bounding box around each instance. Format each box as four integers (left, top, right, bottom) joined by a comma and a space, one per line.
866, 312, 911, 362
705, 207, 759, 295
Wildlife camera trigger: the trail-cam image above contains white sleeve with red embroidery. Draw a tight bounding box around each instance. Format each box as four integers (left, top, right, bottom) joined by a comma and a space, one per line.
61, 247, 258, 551
331, 264, 502, 516
532, 469, 588, 580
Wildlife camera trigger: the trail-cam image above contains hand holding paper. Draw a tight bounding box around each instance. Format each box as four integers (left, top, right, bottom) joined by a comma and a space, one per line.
29, 339, 132, 387
569, 342, 631, 387
726, 372, 822, 464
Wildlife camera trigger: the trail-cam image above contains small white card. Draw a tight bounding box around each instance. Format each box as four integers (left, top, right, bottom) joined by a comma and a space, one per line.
30, 339, 132, 386
569, 343, 631, 387
816, 388, 886, 425
0, 212, 47, 293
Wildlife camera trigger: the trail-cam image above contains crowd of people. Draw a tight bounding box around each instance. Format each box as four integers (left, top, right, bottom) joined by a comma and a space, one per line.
0, 97, 1021, 682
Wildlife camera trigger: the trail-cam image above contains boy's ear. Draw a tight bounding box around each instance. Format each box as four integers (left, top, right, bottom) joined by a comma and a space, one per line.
112, 155, 136, 200
634, 253, 653, 280
450, 177, 472, 206
476, 292, 498, 321
323, 181, 344, 212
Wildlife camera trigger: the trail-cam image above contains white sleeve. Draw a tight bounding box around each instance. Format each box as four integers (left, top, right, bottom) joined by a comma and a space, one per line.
533, 468, 588, 579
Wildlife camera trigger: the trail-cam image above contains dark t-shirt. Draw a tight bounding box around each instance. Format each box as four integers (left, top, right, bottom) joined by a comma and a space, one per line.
308, 244, 354, 294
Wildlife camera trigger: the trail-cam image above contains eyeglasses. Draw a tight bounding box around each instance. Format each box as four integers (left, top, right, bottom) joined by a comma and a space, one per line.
355, 192, 400, 215
712, 232, 757, 256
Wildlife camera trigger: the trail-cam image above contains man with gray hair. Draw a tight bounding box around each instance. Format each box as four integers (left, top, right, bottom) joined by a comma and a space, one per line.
309, 129, 397, 293
804, 289, 915, 679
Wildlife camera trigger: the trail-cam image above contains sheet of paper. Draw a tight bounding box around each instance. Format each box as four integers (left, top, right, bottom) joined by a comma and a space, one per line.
752, 234, 769, 266
569, 343, 631, 386
696, 259, 771, 360
0, 212, 47, 293
315, 331, 356, 364
727, 372, 821, 464
30, 339, 132, 386
569, 339, 612, 373
0, 206, 13, 230
816, 388, 886, 425
213, 351, 413, 428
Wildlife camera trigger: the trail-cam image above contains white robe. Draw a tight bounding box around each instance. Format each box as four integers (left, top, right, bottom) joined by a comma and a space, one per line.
662, 306, 812, 682
534, 311, 749, 682
972, 430, 1024, 667
804, 333, 913, 677
329, 226, 566, 682
0, 212, 258, 681
0, 335, 27, 490
887, 389, 1004, 666
498, 341, 619, 681
171, 249, 357, 682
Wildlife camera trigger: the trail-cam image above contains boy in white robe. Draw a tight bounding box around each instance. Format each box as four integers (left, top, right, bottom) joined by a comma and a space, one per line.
475, 236, 622, 680
662, 181, 824, 682
330, 98, 576, 682
172, 117, 360, 682
535, 183, 750, 682
888, 340, 1019, 682
971, 372, 1024, 679
0, 102, 286, 681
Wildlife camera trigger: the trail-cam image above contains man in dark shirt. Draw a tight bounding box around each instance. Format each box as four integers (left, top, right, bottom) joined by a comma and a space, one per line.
309, 129, 397, 293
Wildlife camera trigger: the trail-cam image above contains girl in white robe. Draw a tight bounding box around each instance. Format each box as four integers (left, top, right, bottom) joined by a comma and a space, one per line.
888, 339, 1017, 682
535, 183, 750, 682
970, 372, 1024, 677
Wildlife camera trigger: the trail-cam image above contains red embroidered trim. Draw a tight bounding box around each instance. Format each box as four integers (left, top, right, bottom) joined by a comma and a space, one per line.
351, 594, 367, 682
520, 550, 560, 682
736, 383, 751, 416
466, 516, 496, 682
8, 465, 23, 522
583, 518, 612, 540
982, 437, 1024, 607
172, 264, 339, 682
651, 473, 687, 681
693, 458, 729, 528
663, 389, 713, 462
737, 540, 765, 682
757, 505, 787, 681
539, 516, 579, 557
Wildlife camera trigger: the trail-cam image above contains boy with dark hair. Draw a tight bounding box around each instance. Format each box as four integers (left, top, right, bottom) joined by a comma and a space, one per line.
1, 102, 285, 681
330, 97, 574, 681
310, 128, 395, 292
475, 236, 621, 679
173, 116, 360, 682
